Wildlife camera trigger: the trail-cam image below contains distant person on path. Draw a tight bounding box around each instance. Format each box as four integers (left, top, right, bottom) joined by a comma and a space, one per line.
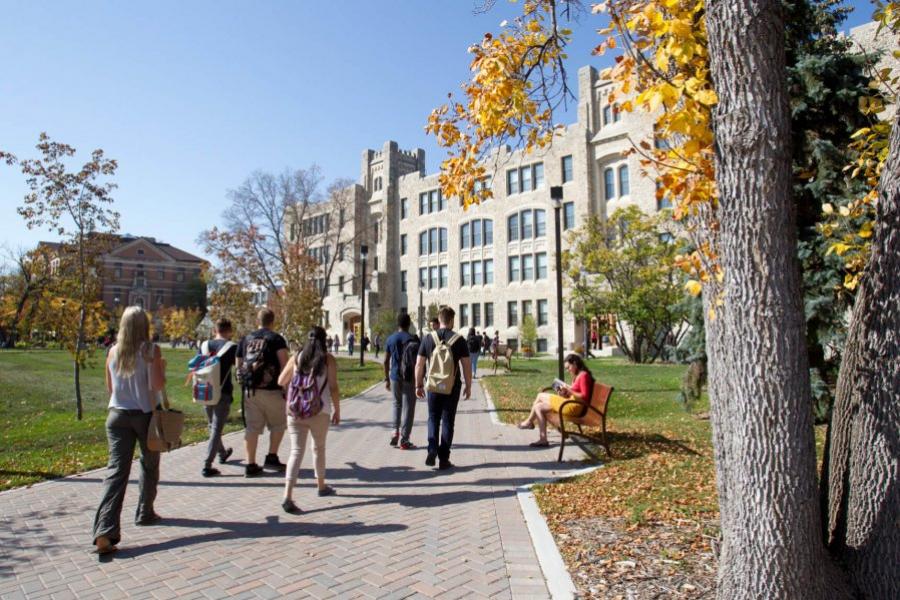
415, 307, 472, 470
384, 313, 418, 449
278, 326, 340, 513
92, 306, 165, 555
332, 334, 340, 354
466, 327, 481, 379
482, 332, 490, 356
491, 332, 500, 357
347, 331, 355, 356
197, 318, 237, 477
361, 334, 370, 355
518, 354, 595, 447
237, 308, 289, 477
373, 333, 382, 359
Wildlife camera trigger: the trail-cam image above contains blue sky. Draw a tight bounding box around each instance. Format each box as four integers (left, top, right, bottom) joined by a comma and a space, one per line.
0, 0, 876, 263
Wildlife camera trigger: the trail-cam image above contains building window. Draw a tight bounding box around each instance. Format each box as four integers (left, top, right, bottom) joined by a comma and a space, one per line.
508, 256, 520, 282
561, 155, 573, 183
419, 193, 427, 215
472, 303, 481, 327
472, 261, 483, 286
507, 301, 518, 327
508, 213, 519, 242
439, 191, 447, 212
522, 300, 533, 319
401, 271, 407, 292
521, 210, 533, 239
419, 267, 427, 289
614, 104, 621, 122
521, 165, 533, 192
460, 304, 469, 327
484, 259, 494, 284
537, 299, 549, 326
114, 262, 122, 279
461, 262, 471, 287
485, 302, 494, 327
484, 219, 493, 245
339, 275, 345, 293
618, 165, 630, 196
536, 253, 548, 280
419, 231, 427, 255
604, 168, 616, 200
400, 198, 408, 219
461, 223, 470, 249
428, 228, 438, 254
507, 169, 520, 195
177, 268, 185, 283
374, 176, 382, 191
137, 248, 144, 256
534, 163, 544, 189
374, 256, 379, 272
472, 219, 482, 247
439, 265, 449, 289
522, 254, 534, 280
535, 209, 546, 238
157, 268, 164, 280
429, 266, 438, 290
603, 104, 612, 125
563, 202, 575, 230
400, 234, 407, 255
439, 228, 448, 253
537, 338, 548, 352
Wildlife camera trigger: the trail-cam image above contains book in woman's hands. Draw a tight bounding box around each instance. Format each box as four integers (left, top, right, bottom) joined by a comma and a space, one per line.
551, 378, 566, 392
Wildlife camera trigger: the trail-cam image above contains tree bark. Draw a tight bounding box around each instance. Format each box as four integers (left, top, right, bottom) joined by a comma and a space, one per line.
824, 111, 900, 598
705, 0, 844, 596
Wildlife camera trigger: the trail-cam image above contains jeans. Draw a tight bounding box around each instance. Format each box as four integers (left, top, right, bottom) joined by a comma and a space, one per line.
204, 394, 232, 468
469, 352, 480, 377
427, 382, 461, 461
92, 409, 160, 545
391, 380, 416, 443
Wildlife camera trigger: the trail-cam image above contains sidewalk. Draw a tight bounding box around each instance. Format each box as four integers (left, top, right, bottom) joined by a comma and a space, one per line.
0, 381, 578, 599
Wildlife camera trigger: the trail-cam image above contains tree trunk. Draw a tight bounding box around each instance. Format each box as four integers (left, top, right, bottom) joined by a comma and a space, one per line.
704, 1, 845, 596
75, 302, 85, 421
823, 111, 900, 599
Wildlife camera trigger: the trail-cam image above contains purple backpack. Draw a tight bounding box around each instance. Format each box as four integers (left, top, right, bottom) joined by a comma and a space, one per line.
287, 368, 327, 419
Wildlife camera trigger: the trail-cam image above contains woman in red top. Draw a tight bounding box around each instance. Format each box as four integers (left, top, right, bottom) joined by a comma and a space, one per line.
518, 354, 594, 447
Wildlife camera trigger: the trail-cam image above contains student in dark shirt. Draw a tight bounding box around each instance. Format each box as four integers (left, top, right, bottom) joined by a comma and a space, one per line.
197, 318, 237, 477
384, 313, 417, 449
415, 307, 472, 470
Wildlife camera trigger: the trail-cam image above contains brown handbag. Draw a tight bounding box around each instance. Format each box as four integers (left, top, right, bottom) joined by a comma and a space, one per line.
145, 347, 184, 452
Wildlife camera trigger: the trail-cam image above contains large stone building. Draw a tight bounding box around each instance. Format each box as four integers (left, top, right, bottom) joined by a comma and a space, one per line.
295, 65, 658, 354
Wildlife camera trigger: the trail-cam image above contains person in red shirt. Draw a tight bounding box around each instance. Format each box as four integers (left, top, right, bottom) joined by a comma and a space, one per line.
518, 354, 594, 447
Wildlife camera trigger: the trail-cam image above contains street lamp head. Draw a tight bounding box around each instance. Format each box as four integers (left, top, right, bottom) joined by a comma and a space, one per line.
360, 244, 369, 259
550, 185, 564, 206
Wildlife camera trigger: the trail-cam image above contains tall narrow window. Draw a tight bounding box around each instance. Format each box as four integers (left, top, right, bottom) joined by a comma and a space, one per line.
618, 165, 630, 196
339, 275, 345, 292
508, 301, 519, 326
507, 169, 520, 195
522, 300, 533, 319
534, 209, 546, 238
439, 228, 448, 253
419, 267, 427, 289
522, 254, 534, 280
533, 163, 544, 189
400, 234, 407, 255
460, 304, 469, 327
429, 228, 438, 254
484, 259, 494, 284
563, 202, 575, 230
521, 210, 534, 239
461, 262, 472, 286
537, 299, 549, 325
429, 190, 438, 213
400, 198, 408, 219
604, 168, 616, 200
472, 261, 483, 286
508, 214, 520, 242
439, 265, 448, 288
561, 155, 573, 183
521, 165, 533, 192
429, 266, 438, 290
419, 193, 427, 215
439, 190, 447, 211
472, 303, 481, 327
602, 105, 612, 125
485, 302, 494, 327
536, 253, 548, 279
461, 223, 470, 249
419, 231, 427, 255
472, 219, 482, 247
400, 271, 407, 292
484, 219, 493, 245
509, 256, 521, 282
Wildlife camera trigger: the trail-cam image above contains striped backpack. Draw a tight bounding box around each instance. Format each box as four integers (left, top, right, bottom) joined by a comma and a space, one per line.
187, 341, 235, 406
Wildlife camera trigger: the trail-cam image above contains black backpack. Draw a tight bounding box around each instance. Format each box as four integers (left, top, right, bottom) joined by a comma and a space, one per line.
399, 336, 420, 384
238, 334, 272, 390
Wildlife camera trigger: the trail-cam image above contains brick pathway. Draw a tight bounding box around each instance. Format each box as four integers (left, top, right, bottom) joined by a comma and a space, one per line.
0, 381, 578, 599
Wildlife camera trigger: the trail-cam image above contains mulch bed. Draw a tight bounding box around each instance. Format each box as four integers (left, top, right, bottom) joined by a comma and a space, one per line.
551, 516, 718, 599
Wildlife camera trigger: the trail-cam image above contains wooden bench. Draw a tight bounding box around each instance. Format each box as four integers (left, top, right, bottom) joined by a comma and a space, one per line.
492, 346, 514, 374
546, 382, 614, 462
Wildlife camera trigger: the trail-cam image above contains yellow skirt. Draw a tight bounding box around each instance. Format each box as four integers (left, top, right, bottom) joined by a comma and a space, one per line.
549, 394, 587, 417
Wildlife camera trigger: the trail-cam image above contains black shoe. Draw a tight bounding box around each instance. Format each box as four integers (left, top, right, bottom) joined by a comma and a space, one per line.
218, 447, 233, 464
245, 463, 264, 477
317, 485, 337, 497
438, 460, 454, 470
135, 513, 162, 526
425, 454, 436, 467
282, 499, 301, 514
264, 453, 286, 471
201, 467, 221, 478
389, 433, 399, 447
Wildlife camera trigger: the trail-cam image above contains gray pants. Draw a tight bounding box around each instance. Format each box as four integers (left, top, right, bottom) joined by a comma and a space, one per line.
92, 409, 160, 545
392, 380, 416, 443
204, 395, 232, 468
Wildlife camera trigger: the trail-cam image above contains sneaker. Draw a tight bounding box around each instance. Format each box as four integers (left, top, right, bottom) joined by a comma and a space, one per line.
201, 467, 221, 478
317, 485, 337, 497
425, 454, 436, 467
399, 441, 416, 450
282, 499, 301, 514
438, 460, 455, 471
264, 453, 286, 471
218, 447, 233, 464
389, 433, 399, 447
245, 463, 264, 477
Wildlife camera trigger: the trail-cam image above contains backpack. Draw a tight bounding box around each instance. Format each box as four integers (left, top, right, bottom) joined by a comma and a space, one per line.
425, 331, 461, 394
399, 336, 420, 384
187, 341, 235, 406
286, 363, 328, 419
238, 334, 272, 390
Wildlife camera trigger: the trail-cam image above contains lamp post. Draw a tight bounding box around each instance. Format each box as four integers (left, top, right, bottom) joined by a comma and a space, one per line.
551, 185, 565, 380
578, 269, 591, 358
418, 287, 424, 334
359, 244, 368, 367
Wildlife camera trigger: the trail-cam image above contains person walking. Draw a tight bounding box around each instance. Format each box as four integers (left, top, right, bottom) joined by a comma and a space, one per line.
347, 331, 355, 356
466, 327, 481, 379
332, 334, 340, 354
373, 333, 382, 359
482, 332, 490, 356
197, 318, 236, 477
384, 313, 418, 449
278, 326, 340, 513
237, 308, 289, 477
361, 334, 370, 356
92, 306, 164, 555
415, 307, 472, 470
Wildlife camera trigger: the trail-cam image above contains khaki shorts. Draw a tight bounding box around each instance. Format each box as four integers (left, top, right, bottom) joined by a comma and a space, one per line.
244, 388, 287, 436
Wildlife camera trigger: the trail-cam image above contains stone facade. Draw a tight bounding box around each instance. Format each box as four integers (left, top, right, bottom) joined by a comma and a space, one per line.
849, 20, 900, 117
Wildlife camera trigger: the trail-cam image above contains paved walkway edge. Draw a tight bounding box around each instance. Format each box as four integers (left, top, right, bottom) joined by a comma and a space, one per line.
482, 381, 603, 599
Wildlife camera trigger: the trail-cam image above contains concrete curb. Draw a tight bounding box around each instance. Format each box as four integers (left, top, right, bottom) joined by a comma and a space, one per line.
478, 379, 602, 600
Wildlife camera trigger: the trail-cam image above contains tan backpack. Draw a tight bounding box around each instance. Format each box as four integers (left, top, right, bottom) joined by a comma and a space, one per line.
425, 331, 461, 394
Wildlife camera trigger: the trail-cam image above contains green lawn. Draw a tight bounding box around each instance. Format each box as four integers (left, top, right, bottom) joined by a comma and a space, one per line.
481, 357, 718, 523
0, 349, 382, 491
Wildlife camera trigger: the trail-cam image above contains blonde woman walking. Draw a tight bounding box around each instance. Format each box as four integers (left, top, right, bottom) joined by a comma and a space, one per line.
277, 326, 340, 514
92, 306, 166, 555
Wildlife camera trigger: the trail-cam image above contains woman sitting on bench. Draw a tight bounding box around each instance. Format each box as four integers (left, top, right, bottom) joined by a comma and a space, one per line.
518, 354, 594, 447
